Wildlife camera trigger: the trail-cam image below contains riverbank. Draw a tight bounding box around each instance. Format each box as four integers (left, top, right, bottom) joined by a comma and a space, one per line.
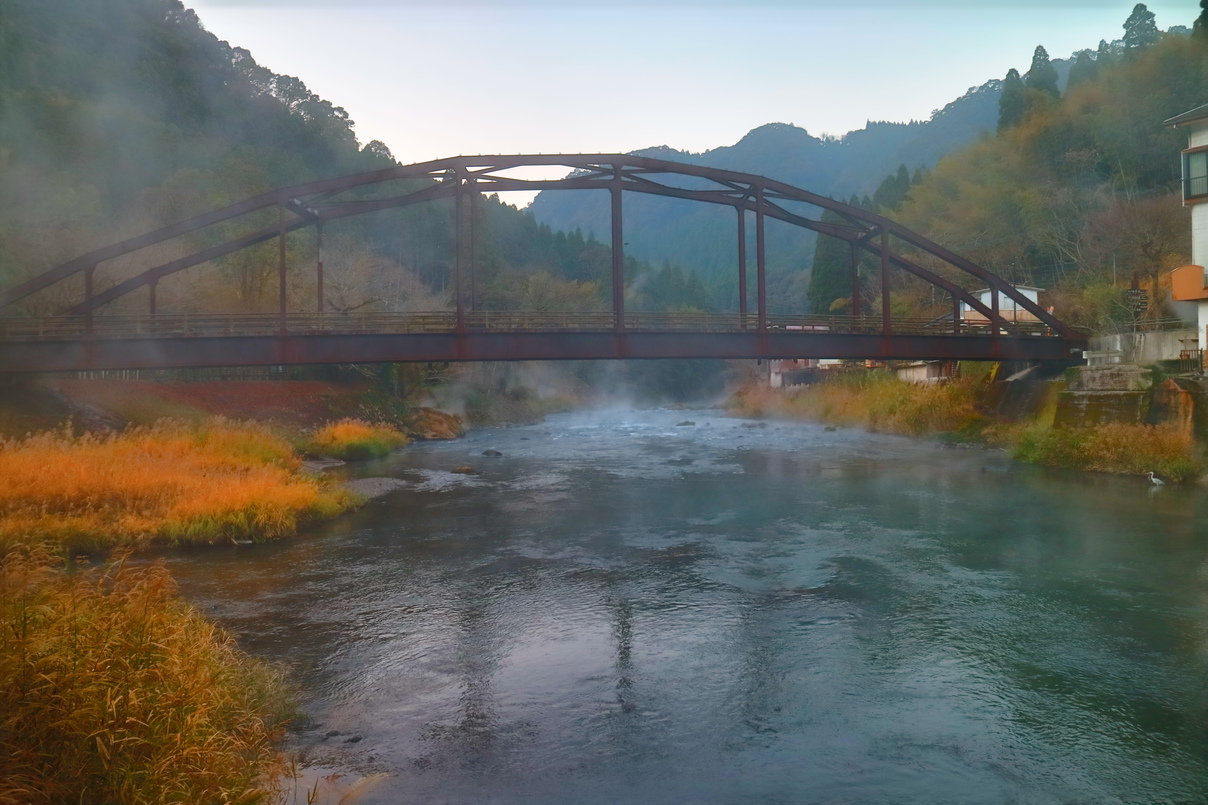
0, 547, 295, 804
0, 391, 464, 801
0, 419, 362, 553
728, 368, 1203, 482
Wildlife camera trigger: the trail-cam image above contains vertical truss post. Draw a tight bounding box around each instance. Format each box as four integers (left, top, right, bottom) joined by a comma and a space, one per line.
737, 204, 747, 328
991, 285, 1000, 340
315, 222, 325, 316
849, 241, 861, 330
755, 186, 766, 331
880, 229, 891, 337
84, 265, 95, 337
278, 205, 287, 335
454, 173, 466, 332
952, 292, 961, 334
149, 280, 157, 318
611, 166, 625, 332
469, 180, 477, 313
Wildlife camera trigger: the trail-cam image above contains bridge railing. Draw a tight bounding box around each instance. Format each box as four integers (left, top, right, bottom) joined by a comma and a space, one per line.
0, 311, 1067, 340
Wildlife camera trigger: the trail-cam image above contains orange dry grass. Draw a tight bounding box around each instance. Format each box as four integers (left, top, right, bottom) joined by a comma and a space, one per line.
0, 420, 355, 550
0, 547, 293, 804
305, 418, 408, 460
729, 371, 987, 438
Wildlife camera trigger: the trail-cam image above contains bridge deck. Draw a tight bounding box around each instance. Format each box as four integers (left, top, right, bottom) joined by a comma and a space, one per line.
0, 312, 1085, 372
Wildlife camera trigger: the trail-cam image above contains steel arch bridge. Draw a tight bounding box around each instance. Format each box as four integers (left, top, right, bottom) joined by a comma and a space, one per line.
0, 154, 1085, 372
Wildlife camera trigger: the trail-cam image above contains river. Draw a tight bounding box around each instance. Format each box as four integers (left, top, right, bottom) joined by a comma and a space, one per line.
162, 408, 1208, 804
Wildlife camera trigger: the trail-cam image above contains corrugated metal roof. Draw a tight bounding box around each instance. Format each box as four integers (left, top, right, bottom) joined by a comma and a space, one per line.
1165, 103, 1208, 127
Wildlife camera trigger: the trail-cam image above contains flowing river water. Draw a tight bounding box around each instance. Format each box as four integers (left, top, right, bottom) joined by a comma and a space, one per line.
163, 409, 1208, 804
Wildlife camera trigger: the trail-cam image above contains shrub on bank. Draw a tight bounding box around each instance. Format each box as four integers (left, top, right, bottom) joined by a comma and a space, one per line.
730, 371, 1203, 482
0, 548, 293, 804
1011, 422, 1202, 481
0, 419, 356, 551
729, 371, 987, 438
304, 418, 408, 460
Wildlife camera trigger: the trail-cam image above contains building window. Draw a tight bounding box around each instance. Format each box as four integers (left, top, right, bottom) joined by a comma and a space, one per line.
1185, 149, 1208, 200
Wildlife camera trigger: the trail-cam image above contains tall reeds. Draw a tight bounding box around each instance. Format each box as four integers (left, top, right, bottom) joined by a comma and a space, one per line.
729, 371, 988, 438
729, 372, 1204, 481
1011, 422, 1201, 481
0, 547, 293, 804
303, 418, 408, 460
0, 419, 356, 551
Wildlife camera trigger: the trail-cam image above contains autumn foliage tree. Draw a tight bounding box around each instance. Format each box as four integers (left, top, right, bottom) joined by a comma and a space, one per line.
867, 5, 1205, 332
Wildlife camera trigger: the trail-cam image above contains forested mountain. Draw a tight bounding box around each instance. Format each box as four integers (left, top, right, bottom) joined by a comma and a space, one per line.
527, 78, 1006, 311
533, 7, 1198, 327
0, 0, 690, 320
805, 8, 1208, 333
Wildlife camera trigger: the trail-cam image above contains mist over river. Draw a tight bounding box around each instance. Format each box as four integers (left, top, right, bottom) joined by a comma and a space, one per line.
162, 409, 1208, 804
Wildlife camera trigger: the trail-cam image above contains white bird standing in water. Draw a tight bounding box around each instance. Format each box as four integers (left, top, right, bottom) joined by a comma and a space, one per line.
1146, 471, 1165, 486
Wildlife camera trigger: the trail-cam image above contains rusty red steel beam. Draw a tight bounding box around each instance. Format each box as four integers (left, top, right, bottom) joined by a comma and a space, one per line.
0, 160, 454, 309
64, 174, 1021, 336
752, 200, 1011, 330
68, 216, 312, 314
67, 181, 456, 315
6, 153, 1076, 339
0, 330, 1087, 374
68, 169, 878, 317
611, 165, 625, 332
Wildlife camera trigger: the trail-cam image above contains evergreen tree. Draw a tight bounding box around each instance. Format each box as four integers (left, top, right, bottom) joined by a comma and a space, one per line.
1096, 39, 1116, 66
998, 68, 1027, 131
872, 164, 912, 211
1024, 46, 1060, 98
1194, 0, 1208, 41
1123, 3, 1159, 51
1067, 50, 1099, 87
807, 208, 854, 315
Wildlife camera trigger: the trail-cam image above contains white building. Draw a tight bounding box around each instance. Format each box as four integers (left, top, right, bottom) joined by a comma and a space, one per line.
1167, 103, 1208, 351
960, 286, 1045, 324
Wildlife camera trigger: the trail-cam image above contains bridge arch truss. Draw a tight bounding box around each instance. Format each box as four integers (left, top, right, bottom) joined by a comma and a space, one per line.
0, 155, 1085, 371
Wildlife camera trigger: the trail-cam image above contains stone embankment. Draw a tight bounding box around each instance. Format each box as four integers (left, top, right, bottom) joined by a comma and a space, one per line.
987, 364, 1200, 437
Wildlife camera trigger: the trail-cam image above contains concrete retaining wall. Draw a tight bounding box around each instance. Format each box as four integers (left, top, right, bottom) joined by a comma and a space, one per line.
1089, 330, 1198, 365
985, 364, 1204, 437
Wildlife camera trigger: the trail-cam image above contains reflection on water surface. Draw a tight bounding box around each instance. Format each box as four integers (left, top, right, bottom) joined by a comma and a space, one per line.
162, 409, 1208, 804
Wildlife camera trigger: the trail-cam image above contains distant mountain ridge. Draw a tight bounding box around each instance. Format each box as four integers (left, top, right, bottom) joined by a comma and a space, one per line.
527, 76, 1006, 300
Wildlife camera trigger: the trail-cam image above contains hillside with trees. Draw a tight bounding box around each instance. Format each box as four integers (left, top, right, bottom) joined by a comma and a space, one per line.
527, 78, 1008, 312
0, 0, 699, 325
530, 6, 1206, 330
803, 4, 1205, 332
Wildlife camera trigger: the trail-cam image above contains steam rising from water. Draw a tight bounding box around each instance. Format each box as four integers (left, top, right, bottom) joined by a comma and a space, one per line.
162, 408, 1208, 805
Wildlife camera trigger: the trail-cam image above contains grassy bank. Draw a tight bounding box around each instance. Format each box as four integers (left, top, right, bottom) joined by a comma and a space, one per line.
728, 370, 1202, 481
729, 371, 988, 439
302, 418, 409, 460
0, 419, 357, 553
0, 548, 293, 804
0, 417, 378, 801
1012, 422, 1201, 482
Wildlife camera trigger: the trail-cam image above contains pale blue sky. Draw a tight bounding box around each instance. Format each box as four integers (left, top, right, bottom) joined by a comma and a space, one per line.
191, 0, 1198, 199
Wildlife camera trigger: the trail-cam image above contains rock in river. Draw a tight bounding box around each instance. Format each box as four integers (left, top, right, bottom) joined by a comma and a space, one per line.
403, 407, 466, 440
